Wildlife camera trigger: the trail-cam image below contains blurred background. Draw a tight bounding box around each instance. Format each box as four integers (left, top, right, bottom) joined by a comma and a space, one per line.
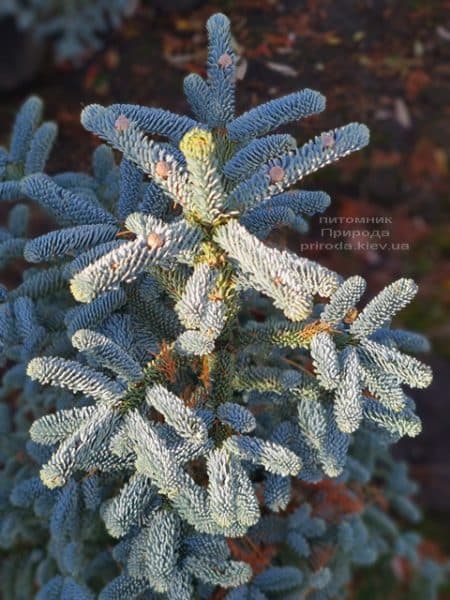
0, 0, 449, 573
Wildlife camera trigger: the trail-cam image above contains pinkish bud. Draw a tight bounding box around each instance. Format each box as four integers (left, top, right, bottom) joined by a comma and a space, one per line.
114, 115, 130, 131
147, 232, 165, 250
218, 53, 233, 68
321, 131, 335, 149
155, 160, 171, 179
269, 165, 285, 183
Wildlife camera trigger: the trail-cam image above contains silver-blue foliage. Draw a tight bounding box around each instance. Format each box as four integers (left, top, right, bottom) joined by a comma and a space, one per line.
1, 0, 138, 64
0, 12, 447, 600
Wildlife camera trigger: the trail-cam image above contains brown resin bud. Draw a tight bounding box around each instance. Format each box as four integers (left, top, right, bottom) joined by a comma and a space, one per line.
273, 275, 283, 286
343, 307, 358, 324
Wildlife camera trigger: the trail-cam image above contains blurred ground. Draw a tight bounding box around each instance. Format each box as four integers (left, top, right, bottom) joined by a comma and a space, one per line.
0, 0, 449, 544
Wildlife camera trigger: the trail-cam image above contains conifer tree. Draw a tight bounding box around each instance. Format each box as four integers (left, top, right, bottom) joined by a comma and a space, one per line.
0, 13, 447, 600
